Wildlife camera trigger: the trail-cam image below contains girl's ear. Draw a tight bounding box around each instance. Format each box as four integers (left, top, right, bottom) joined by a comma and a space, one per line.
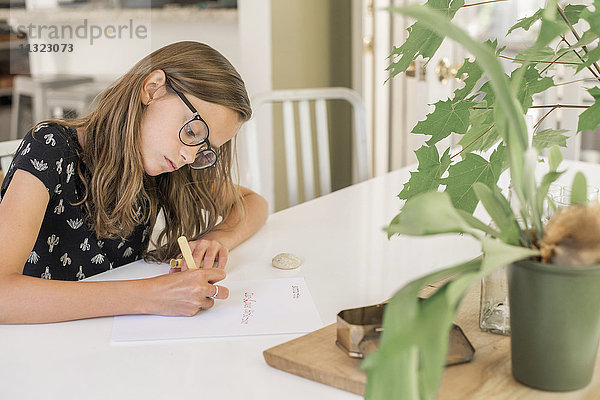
140, 69, 167, 106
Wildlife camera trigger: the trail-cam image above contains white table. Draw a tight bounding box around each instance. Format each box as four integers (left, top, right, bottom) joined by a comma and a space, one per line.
1, 161, 597, 400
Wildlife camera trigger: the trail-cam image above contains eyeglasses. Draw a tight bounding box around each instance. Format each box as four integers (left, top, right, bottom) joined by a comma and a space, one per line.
164, 74, 218, 170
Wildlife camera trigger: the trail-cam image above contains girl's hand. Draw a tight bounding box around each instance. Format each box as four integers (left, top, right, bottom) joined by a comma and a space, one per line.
150, 268, 229, 316
169, 239, 228, 273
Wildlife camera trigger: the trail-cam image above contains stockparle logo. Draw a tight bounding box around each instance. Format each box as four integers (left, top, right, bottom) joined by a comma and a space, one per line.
15, 19, 148, 45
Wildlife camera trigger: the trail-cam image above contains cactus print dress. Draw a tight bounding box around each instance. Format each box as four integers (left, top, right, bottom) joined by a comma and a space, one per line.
0, 123, 153, 281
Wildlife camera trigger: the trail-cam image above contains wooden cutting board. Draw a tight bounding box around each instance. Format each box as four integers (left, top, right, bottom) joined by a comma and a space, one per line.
263, 323, 366, 395
265, 282, 600, 399
263, 321, 474, 395
263, 279, 475, 396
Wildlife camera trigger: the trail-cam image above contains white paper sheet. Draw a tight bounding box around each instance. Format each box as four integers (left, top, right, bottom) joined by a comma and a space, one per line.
111, 277, 322, 342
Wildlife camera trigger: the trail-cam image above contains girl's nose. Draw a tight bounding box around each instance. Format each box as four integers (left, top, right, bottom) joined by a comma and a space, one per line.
180, 146, 197, 164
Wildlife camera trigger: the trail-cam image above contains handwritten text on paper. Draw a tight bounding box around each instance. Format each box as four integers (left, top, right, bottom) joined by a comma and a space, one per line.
111, 277, 322, 342
241, 291, 256, 325
292, 285, 300, 299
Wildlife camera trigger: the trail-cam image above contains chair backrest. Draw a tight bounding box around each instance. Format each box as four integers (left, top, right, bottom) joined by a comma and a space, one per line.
0, 139, 23, 191
244, 87, 369, 210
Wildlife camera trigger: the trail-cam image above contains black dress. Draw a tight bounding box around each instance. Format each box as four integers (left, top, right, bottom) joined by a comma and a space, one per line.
0, 123, 153, 281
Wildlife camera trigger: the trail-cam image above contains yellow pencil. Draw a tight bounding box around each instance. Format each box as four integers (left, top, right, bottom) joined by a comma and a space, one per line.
177, 236, 198, 270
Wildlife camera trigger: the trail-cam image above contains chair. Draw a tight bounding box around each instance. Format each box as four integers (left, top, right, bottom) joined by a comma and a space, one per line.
0, 139, 23, 190
10, 75, 94, 140
46, 80, 111, 119
243, 87, 369, 210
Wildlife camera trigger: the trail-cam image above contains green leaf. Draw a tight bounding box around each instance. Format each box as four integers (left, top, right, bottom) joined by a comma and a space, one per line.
570, 171, 587, 205
574, 2, 600, 73
523, 148, 543, 236
386, 191, 478, 238
363, 258, 482, 400
472, 182, 520, 246
507, 8, 544, 35
453, 40, 504, 101
443, 146, 506, 213
457, 102, 500, 152
537, 170, 564, 218
365, 238, 539, 400
399, 146, 452, 200
412, 99, 473, 145
453, 58, 484, 101
532, 129, 569, 154
515, 46, 554, 62
548, 145, 563, 171
513, 65, 554, 111
413, 270, 480, 396
577, 87, 600, 132
570, 31, 599, 49
548, 31, 598, 73
388, 0, 465, 77
581, 2, 600, 36
456, 208, 500, 237
480, 236, 540, 275
563, 4, 587, 26
457, 74, 502, 152
573, 1, 600, 72
509, 61, 528, 104
478, 81, 496, 105
577, 45, 600, 73
491, 103, 526, 209
539, 146, 564, 221
536, 0, 567, 48
516, 46, 582, 72
506, 4, 583, 39
373, 4, 533, 399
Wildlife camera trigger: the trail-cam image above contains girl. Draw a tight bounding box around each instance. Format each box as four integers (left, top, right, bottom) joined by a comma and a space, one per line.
0, 41, 268, 324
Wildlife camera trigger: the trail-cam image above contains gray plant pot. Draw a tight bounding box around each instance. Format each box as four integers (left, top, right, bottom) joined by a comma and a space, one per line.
508, 259, 600, 391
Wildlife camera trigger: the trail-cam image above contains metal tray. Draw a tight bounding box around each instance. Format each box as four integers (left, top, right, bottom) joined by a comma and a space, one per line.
336, 302, 475, 365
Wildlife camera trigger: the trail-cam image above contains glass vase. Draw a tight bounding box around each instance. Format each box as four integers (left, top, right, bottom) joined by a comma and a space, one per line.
479, 264, 510, 335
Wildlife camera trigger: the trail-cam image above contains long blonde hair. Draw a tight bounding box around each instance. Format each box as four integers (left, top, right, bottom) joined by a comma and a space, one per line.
36, 41, 252, 262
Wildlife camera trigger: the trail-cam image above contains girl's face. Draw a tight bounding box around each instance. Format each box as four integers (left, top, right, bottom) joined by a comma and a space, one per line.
139, 82, 242, 176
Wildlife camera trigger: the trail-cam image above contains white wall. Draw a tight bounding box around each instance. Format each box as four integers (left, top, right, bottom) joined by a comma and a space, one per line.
236, 0, 273, 196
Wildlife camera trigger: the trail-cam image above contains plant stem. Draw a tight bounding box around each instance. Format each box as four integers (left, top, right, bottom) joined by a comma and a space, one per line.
462, 0, 508, 7
471, 104, 589, 110
450, 123, 495, 159
533, 105, 560, 131
554, 78, 599, 86
499, 55, 581, 66
539, 49, 571, 75
560, 36, 600, 82
556, 4, 600, 77
454, 103, 580, 158
455, 101, 585, 160
529, 104, 589, 109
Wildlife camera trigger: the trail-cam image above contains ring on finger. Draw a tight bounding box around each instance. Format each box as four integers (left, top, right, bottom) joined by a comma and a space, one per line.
209, 285, 219, 299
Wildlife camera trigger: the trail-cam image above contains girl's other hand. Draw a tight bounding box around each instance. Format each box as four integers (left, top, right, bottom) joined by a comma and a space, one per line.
169, 238, 228, 273
188, 238, 228, 270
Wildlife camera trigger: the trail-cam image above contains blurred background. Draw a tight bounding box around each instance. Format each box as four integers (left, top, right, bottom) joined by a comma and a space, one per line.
0, 0, 596, 211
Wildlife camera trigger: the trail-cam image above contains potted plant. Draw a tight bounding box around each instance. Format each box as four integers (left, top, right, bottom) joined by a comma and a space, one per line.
361, 1, 600, 399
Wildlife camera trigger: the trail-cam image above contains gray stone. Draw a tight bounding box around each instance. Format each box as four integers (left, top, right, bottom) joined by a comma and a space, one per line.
272, 253, 302, 270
